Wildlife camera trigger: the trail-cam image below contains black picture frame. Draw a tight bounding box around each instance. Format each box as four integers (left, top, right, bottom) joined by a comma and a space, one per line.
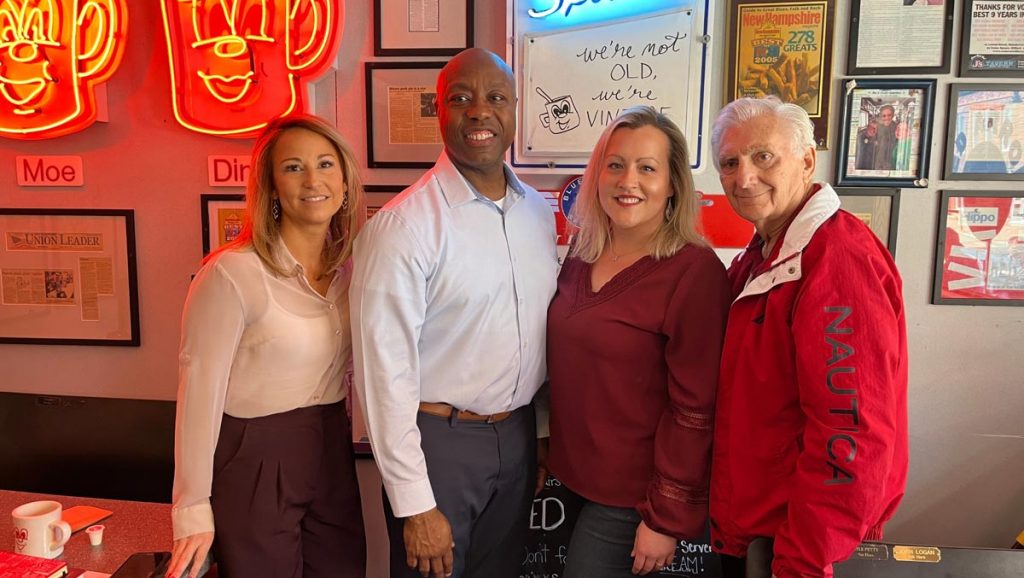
726, 0, 836, 149
365, 62, 447, 169
943, 83, 1024, 180
0, 209, 140, 346
835, 78, 936, 188
932, 190, 1024, 306
847, 0, 954, 76
200, 194, 246, 256
364, 185, 405, 221
959, 0, 1024, 78
835, 188, 900, 256
374, 0, 473, 57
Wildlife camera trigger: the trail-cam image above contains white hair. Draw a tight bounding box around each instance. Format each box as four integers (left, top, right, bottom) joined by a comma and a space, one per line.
710, 97, 815, 169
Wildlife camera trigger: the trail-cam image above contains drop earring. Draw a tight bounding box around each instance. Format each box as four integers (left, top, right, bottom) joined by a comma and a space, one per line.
341, 194, 349, 214
272, 198, 281, 221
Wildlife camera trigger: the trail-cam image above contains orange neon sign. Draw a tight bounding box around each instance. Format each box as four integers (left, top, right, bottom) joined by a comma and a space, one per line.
0, 0, 127, 139
161, 0, 342, 138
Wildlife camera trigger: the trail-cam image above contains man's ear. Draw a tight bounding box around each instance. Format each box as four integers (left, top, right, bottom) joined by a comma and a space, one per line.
802, 146, 816, 181
288, 0, 341, 73
77, 0, 128, 81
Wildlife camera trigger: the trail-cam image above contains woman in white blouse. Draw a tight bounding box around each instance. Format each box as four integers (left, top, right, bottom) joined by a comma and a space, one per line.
167, 115, 367, 578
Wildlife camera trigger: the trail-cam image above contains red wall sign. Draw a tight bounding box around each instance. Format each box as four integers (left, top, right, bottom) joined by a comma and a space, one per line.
16, 155, 85, 185
0, 0, 128, 140
161, 0, 343, 138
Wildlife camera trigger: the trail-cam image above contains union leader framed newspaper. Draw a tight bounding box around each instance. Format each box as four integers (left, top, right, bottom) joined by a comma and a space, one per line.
0, 209, 140, 345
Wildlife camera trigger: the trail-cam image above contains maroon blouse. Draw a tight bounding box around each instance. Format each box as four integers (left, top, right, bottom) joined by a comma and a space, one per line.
547, 244, 730, 539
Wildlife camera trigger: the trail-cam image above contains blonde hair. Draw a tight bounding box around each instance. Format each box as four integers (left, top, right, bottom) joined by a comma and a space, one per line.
570, 106, 704, 263
206, 115, 366, 276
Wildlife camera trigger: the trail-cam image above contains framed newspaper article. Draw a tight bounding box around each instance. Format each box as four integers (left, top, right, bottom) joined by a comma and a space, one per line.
848, 0, 954, 75
374, 0, 472, 56
944, 83, 1024, 180
835, 78, 936, 188
365, 62, 446, 169
200, 194, 245, 256
932, 190, 1024, 306
959, 0, 1024, 77
835, 188, 900, 256
364, 185, 404, 222
0, 209, 140, 346
726, 0, 836, 149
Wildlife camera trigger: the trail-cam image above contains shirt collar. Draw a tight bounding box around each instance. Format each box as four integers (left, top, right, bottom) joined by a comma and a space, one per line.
273, 236, 304, 276
433, 150, 526, 209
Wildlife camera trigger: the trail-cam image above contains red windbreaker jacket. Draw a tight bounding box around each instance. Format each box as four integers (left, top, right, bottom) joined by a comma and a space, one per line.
710, 184, 908, 578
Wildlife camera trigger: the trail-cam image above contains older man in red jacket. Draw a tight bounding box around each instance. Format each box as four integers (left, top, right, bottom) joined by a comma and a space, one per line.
708, 96, 909, 578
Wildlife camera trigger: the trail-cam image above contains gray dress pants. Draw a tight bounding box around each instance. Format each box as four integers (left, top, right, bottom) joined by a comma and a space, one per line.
384, 405, 536, 578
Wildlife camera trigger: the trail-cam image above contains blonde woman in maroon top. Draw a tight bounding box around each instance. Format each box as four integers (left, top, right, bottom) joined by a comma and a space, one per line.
547, 106, 730, 577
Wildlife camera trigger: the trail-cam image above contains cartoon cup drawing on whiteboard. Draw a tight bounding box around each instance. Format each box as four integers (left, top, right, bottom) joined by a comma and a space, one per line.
537, 87, 580, 135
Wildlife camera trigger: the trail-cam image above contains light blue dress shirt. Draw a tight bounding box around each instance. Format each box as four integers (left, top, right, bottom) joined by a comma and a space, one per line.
350, 152, 558, 517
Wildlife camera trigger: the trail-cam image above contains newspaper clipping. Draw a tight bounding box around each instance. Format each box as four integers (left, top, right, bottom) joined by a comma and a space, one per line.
388, 86, 441, 145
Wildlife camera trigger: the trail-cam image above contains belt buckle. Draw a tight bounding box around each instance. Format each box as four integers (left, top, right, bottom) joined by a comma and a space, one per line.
485, 413, 497, 424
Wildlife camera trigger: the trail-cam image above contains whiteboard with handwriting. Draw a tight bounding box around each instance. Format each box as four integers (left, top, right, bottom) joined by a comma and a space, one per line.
521, 9, 695, 159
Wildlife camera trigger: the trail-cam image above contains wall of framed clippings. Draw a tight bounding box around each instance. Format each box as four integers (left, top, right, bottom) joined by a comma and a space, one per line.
0, 1, 1022, 573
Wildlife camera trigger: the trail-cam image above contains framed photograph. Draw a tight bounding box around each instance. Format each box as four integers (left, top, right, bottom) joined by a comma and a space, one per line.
835, 78, 936, 188
0, 209, 140, 346
835, 188, 900, 256
726, 0, 836, 148
932, 190, 1024, 306
374, 0, 472, 56
848, 0, 953, 75
364, 185, 405, 221
201, 194, 246, 256
944, 83, 1024, 180
365, 62, 446, 169
959, 0, 1024, 77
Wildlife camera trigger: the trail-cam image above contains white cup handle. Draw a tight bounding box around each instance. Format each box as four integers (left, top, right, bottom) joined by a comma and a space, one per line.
50, 520, 72, 551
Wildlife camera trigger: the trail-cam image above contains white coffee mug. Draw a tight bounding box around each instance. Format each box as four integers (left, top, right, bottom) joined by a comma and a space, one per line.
11, 500, 71, 559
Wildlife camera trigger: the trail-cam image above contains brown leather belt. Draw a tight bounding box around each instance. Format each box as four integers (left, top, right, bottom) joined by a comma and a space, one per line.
418, 402, 512, 423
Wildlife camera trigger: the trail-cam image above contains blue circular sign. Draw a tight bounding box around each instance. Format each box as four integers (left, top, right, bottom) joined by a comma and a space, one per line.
559, 176, 583, 226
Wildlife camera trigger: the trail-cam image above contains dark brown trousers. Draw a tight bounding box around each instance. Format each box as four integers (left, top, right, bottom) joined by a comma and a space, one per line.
210, 402, 366, 578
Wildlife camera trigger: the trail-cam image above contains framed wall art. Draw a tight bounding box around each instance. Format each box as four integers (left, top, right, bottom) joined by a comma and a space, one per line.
835, 187, 900, 256
374, 0, 472, 56
835, 78, 936, 188
959, 0, 1024, 77
944, 83, 1024, 180
0, 209, 140, 346
726, 0, 836, 148
200, 194, 246, 256
932, 190, 1024, 306
848, 0, 953, 75
365, 62, 446, 169
511, 2, 714, 171
364, 184, 405, 221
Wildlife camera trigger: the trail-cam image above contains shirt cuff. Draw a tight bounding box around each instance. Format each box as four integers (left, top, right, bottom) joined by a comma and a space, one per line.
384, 478, 437, 518
172, 501, 214, 540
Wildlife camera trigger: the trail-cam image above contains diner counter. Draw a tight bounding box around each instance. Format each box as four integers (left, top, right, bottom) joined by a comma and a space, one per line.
1, 489, 171, 574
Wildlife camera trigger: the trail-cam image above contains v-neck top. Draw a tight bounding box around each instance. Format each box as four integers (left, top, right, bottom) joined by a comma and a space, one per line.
547, 243, 731, 538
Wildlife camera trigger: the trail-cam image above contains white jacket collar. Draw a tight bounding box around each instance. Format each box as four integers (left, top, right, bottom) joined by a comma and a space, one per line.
735, 183, 841, 301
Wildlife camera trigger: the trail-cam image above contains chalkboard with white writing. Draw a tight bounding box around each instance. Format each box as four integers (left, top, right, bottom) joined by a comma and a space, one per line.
522, 475, 722, 578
